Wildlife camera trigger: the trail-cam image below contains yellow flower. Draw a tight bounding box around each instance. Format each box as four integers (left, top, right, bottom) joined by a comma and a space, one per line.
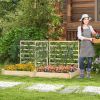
4, 63, 36, 71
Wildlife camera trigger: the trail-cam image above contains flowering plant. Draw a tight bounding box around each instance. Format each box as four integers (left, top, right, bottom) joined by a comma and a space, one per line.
37, 64, 77, 73
92, 57, 100, 73
4, 62, 36, 71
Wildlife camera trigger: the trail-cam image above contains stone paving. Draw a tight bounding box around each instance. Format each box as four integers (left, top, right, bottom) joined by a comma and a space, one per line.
83, 86, 100, 94
27, 83, 64, 92
59, 86, 80, 94
0, 81, 100, 94
0, 81, 23, 88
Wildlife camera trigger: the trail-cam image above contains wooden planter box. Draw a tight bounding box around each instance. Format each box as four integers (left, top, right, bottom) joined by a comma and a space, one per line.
35, 69, 79, 79
1, 69, 79, 79
1, 69, 36, 77
93, 39, 100, 44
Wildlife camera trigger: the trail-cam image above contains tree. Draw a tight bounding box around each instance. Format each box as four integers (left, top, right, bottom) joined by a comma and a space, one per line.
0, 0, 62, 63
0, 0, 20, 35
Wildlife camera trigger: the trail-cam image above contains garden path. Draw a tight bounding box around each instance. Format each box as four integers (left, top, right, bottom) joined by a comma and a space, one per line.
0, 81, 100, 94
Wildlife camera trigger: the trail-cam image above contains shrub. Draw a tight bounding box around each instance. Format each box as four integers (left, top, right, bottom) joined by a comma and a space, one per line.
92, 44, 100, 73
92, 57, 100, 73
0, 27, 47, 63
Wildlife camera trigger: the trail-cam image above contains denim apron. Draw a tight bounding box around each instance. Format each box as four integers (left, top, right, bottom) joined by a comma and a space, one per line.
79, 28, 95, 57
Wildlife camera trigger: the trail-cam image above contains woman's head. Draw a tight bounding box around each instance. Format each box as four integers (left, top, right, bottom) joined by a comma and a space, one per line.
80, 14, 91, 25
81, 17, 90, 25
80, 14, 92, 32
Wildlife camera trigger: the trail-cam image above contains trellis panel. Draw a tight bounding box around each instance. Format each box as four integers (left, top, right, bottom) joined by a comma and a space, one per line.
20, 41, 79, 67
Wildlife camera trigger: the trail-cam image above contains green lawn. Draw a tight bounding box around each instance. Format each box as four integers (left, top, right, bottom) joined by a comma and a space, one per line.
0, 74, 100, 100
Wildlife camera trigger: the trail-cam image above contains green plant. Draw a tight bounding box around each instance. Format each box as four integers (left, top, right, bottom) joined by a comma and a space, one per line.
91, 44, 100, 73
94, 44, 100, 57
0, 26, 49, 64
0, 28, 29, 63
49, 42, 78, 66
49, 32, 61, 40
95, 33, 100, 39
92, 57, 100, 73
4, 62, 36, 71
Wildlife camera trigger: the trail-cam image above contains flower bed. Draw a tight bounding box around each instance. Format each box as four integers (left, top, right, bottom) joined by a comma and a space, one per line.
35, 64, 79, 78
37, 65, 77, 73
4, 63, 36, 71
2, 63, 36, 77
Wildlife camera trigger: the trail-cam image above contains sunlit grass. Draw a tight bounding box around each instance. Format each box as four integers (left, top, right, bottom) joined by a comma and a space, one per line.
0, 67, 100, 100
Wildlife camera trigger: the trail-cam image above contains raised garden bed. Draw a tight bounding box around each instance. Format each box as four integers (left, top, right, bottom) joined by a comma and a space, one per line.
1, 69, 36, 77
35, 69, 79, 78
35, 65, 79, 78
1, 63, 36, 77
1, 64, 79, 78
1, 69, 79, 79
2, 40, 80, 79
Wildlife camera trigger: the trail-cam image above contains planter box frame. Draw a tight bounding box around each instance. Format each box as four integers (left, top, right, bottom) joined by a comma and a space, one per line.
1, 69, 36, 77
1, 69, 79, 79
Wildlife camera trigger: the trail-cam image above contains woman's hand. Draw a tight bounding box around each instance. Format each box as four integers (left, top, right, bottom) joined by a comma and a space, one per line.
89, 38, 93, 42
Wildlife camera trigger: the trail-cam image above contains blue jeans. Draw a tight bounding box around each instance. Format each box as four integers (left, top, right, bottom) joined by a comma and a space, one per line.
79, 57, 93, 71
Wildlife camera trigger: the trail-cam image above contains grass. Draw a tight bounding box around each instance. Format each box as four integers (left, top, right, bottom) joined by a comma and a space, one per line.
0, 89, 100, 100
0, 88, 100, 100
0, 74, 100, 100
0, 65, 100, 100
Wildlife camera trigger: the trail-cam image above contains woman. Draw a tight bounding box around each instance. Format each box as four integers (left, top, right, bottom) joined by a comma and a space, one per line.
77, 14, 96, 78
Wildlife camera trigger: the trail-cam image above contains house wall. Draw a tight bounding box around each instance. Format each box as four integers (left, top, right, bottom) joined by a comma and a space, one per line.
71, 0, 95, 22
60, 0, 100, 40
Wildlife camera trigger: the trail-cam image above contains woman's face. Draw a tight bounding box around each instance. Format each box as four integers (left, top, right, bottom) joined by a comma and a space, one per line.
82, 17, 89, 25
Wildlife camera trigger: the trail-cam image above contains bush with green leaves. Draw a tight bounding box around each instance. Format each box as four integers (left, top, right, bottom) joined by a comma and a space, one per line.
92, 44, 100, 73
0, 27, 47, 64
94, 44, 100, 57
0, 0, 62, 39
92, 56, 100, 73
0, 0, 62, 64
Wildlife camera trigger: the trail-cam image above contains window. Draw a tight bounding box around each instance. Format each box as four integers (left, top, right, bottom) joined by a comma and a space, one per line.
96, 0, 100, 21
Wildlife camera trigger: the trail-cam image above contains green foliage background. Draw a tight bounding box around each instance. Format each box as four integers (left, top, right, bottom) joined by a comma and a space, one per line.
0, 0, 62, 64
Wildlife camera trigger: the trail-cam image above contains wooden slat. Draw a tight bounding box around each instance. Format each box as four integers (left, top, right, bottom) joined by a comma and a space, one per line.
71, 0, 95, 22
72, 0, 94, 2
72, 8, 94, 12
72, 10, 94, 14
67, 22, 100, 30
72, 14, 95, 18
72, 3, 94, 8
67, 0, 71, 22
